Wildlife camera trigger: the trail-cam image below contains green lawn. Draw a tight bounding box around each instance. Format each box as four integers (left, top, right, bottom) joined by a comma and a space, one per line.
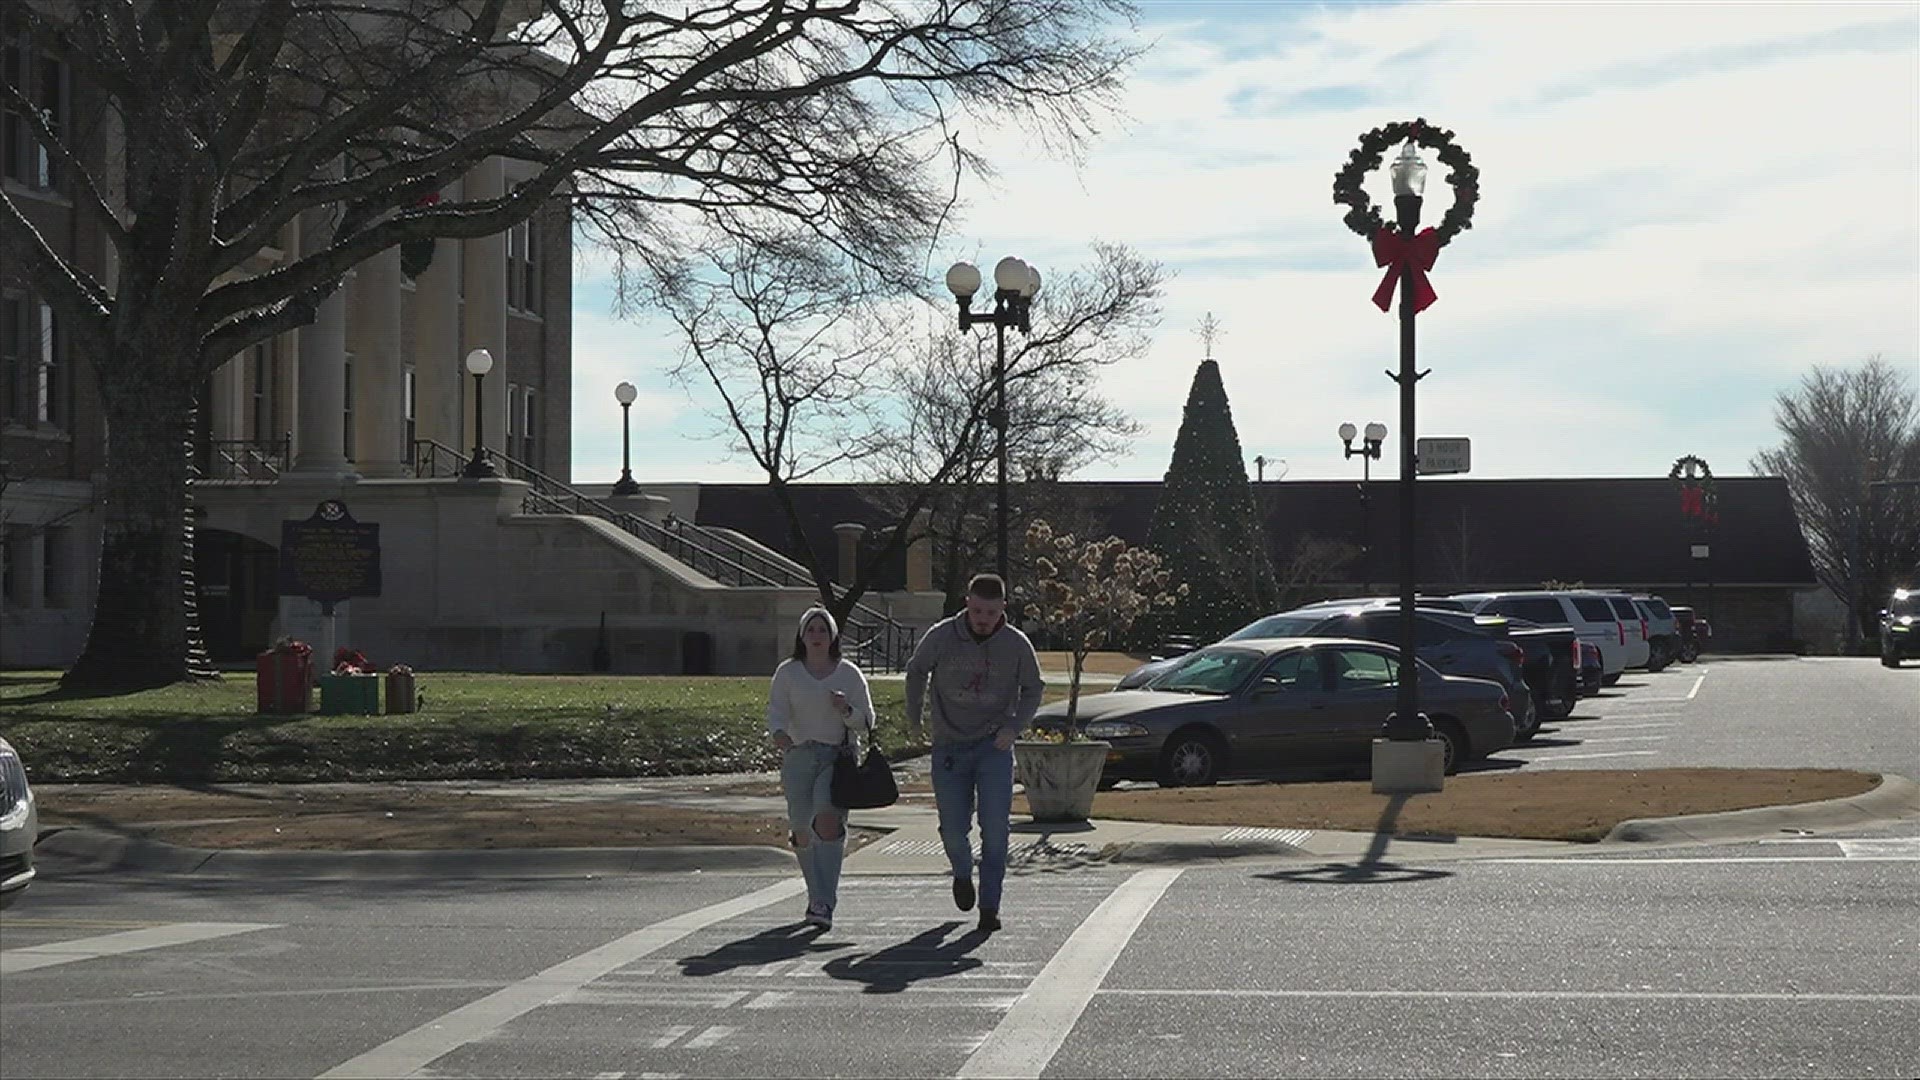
0, 671, 939, 783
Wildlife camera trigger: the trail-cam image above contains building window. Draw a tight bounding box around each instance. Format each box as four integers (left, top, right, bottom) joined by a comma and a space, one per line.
523, 218, 540, 314
522, 387, 537, 467
250, 343, 277, 442
403, 363, 417, 452
1, 526, 22, 607
506, 220, 540, 315
41, 526, 66, 607
342, 353, 354, 461
2, 39, 66, 190
2, 293, 59, 425
505, 383, 520, 463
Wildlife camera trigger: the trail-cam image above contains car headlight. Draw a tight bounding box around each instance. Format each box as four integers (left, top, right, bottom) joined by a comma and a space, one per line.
1084, 721, 1150, 739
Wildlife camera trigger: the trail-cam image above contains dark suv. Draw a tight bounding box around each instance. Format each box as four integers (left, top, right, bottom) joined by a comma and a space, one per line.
1880, 589, 1919, 667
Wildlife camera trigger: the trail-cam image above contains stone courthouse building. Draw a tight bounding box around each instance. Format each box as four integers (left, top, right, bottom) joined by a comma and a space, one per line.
0, 16, 943, 675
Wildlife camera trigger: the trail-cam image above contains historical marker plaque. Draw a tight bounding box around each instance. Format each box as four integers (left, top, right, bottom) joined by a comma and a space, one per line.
278, 499, 382, 603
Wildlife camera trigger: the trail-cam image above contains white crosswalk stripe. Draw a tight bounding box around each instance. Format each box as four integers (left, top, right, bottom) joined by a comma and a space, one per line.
0, 922, 279, 975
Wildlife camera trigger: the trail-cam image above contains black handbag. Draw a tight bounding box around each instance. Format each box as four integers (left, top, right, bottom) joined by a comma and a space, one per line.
831, 722, 898, 810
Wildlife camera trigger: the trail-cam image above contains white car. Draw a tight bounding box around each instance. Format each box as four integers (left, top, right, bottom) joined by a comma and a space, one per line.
1, 737, 38, 908
1453, 590, 1646, 685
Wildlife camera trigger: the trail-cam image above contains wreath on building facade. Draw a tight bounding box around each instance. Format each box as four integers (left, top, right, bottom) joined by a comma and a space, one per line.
1669, 454, 1718, 523
1332, 118, 1479, 312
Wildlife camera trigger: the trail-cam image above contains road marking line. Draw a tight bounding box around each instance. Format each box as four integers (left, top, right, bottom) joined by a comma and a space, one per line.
0, 922, 278, 975
1097, 988, 1917, 1003
1489, 856, 1919, 864
1573, 736, 1670, 744
1218, 827, 1313, 845
1521, 750, 1662, 762
593, 1072, 626, 1079
316, 879, 802, 1079
1577, 722, 1677, 730
651, 1024, 695, 1049
958, 868, 1182, 1079
1688, 674, 1705, 700
685, 1025, 733, 1049
746, 991, 793, 1010
0, 918, 167, 930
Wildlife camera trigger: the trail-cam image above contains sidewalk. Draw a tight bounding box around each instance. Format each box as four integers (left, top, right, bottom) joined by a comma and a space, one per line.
30, 770, 1919, 881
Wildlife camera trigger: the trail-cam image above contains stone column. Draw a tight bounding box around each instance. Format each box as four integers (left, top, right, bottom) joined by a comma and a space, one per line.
461, 157, 508, 462
411, 179, 462, 454
290, 202, 353, 476
906, 510, 934, 593
350, 245, 407, 476
834, 522, 866, 585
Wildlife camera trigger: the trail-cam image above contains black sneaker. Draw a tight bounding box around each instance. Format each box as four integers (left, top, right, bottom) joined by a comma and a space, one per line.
952, 875, 976, 912
978, 909, 1001, 934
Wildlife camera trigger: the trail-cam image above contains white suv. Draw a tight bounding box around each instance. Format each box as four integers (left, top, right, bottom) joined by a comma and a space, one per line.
1451, 591, 1644, 685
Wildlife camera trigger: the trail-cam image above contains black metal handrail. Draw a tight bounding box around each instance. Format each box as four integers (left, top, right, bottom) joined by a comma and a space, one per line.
406, 438, 917, 671
194, 435, 291, 480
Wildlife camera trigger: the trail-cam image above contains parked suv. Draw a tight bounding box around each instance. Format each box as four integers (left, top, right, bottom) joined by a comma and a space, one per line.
1452, 590, 1640, 685
1633, 595, 1679, 671
1670, 605, 1711, 662
1881, 588, 1919, 667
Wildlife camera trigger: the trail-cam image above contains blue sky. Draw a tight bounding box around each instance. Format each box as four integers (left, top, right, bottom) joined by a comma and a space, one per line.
566, 0, 1920, 486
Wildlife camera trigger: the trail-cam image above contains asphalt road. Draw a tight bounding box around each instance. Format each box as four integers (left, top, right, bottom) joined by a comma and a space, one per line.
1485, 656, 1919, 778
5, 829, 1917, 1079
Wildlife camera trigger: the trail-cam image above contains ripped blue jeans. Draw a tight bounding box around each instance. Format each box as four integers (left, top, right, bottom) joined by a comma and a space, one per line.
781, 742, 849, 915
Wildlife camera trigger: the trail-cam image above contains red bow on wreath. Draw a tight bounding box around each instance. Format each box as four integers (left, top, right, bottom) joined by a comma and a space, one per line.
1372, 227, 1441, 313
1680, 486, 1704, 516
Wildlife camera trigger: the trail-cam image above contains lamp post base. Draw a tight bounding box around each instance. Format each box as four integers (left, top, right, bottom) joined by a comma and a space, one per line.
1371, 737, 1444, 794
610, 475, 641, 497
460, 454, 498, 479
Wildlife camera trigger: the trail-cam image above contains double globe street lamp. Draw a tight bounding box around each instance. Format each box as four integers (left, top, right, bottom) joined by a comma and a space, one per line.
461, 347, 497, 479
611, 381, 641, 497
1338, 421, 1387, 592
945, 256, 1041, 582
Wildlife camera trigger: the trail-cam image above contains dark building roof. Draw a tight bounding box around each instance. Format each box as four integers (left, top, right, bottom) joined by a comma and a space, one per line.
694, 476, 1817, 593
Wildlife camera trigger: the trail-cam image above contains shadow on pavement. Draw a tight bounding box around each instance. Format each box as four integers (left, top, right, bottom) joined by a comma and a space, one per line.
1253, 793, 1455, 886
822, 921, 986, 994
678, 923, 852, 977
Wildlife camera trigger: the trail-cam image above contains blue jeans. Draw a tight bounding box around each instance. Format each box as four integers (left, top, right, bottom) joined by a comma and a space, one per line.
781, 743, 848, 915
930, 737, 1015, 912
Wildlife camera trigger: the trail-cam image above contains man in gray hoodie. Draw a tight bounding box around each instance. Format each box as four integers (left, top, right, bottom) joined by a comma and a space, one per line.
904, 573, 1044, 933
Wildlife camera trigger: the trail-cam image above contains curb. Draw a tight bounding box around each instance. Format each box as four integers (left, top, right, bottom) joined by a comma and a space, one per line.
32, 827, 794, 879
1603, 773, 1920, 844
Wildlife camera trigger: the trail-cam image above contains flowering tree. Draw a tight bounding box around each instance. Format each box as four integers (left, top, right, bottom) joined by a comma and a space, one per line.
1020, 519, 1186, 733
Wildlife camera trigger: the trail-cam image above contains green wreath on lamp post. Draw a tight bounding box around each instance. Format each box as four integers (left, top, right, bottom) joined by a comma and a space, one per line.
1669, 454, 1718, 523
1331, 118, 1480, 311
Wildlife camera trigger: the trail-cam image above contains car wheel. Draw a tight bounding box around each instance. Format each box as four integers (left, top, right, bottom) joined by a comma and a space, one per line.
1601, 673, 1622, 687
1883, 650, 1901, 668
1096, 774, 1120, 791
1538, 687, 1575, 722
1647, 646, 1670, 673
1432, 719, 1466, 775
1156, 729, 1224, 787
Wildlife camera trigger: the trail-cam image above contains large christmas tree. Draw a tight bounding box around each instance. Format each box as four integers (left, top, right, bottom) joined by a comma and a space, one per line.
1143, 359, 1279, 642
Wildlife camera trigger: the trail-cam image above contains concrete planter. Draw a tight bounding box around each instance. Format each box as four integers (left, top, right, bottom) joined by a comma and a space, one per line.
1014, 739, 1112, 822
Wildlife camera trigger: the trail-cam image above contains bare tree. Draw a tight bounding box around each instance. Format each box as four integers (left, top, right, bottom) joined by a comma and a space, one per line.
1751, 355, 1920, 643
0, 0, 1137, 687
658, 239, 1160, 625
1272, 536, 1360, 611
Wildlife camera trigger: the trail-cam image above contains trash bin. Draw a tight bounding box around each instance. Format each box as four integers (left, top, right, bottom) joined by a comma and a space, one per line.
385, 670, 417, 714
255, 648, 313, 714
319, 673, 381, 715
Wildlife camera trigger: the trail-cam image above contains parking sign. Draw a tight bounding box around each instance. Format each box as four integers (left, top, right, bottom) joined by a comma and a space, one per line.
1415, 437, 1471, 475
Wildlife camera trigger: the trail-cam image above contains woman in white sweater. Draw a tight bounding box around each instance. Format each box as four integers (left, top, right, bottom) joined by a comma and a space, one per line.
767, 606, 875, 930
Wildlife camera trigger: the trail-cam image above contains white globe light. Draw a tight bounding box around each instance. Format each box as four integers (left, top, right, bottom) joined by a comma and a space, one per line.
993, 256, 1028, 293
464, 348, 494, 376
1022, 265, 1042, 298
615, 381, 638, 405
1390, 142, 1428, 197
945, 261, 981, 298
1364, 421, 1388, 442
1338, 422, 1358, 442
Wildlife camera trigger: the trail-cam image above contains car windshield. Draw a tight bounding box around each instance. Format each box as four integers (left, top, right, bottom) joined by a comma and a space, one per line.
1224, 614, 1324, 640
1891, 593, 1920, 617
1146, 647, 1268, 694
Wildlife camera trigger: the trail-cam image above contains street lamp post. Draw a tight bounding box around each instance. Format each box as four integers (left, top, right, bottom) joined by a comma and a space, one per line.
1339, 421, 1387, 592
461, 348, 497, 479
611, 381, 640, 496
1384, 143, 1435, 746
945, 256, 1041, 582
